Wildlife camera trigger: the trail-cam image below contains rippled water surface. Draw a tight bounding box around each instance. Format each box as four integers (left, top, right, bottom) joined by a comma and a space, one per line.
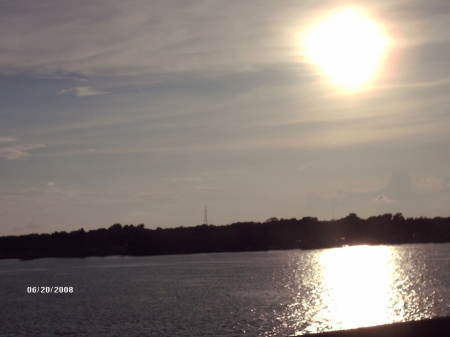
1, 243, 449, 337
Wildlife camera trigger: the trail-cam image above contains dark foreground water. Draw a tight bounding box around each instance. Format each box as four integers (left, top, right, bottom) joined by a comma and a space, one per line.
0, 244, 449, 337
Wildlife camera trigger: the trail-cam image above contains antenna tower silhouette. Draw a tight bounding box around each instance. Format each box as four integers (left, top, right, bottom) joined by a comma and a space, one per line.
203, 206, 208, 225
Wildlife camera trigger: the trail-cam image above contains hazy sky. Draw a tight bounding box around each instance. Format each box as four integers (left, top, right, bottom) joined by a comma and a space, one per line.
1, 0, 450, 235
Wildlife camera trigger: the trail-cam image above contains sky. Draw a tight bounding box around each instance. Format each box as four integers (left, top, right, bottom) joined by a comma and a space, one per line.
1, 0, 450, 235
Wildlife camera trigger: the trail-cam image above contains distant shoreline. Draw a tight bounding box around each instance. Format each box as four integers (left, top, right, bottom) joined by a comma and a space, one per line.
4, 241, 450, 262
1, 213, 449, 260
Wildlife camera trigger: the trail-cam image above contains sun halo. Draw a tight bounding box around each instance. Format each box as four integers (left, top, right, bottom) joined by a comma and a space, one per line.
303, 8, 390, 91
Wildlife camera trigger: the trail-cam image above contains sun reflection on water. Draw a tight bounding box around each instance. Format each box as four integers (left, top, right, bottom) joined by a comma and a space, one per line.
267, 245, 447, 337
316, 245, 402, 330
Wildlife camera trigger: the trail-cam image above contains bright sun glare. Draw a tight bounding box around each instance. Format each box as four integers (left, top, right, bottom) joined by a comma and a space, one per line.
303, 8, 390, 89
319, 245, 397, 329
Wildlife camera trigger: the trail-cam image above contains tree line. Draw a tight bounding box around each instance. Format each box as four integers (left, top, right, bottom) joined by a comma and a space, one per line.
0, 213, 449, 260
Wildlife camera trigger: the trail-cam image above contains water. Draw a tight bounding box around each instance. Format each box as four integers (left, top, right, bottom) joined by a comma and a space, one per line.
0, 243, 449, 337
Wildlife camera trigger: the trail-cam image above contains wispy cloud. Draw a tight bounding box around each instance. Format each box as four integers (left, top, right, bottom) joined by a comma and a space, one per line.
168, 176, 204, 184
0, 143, 46, 160
414, 176, 450, 193
0, 137, 16, 143
0, 0, 309, 76
1, 0, 448, 78
374, 194, 396, 204
59, 86, 108, 97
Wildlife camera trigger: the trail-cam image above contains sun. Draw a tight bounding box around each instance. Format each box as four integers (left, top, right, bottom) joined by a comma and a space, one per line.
303, 8, 390, 90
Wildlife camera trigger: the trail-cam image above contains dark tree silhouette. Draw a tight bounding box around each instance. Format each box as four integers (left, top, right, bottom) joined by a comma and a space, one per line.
0, 213, 449, 260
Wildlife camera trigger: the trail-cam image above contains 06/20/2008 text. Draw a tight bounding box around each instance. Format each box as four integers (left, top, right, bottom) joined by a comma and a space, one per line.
27, 286, 74, 294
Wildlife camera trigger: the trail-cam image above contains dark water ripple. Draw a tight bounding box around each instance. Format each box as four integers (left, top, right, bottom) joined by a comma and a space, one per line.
0, 243, 449, 337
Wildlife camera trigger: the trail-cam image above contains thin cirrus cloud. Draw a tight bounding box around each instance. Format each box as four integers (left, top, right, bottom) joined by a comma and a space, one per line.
0, 141, 46, 160
0, 136, 16, 143
59, 86, 109, 97
0, 0, 316, 76
0, 0, 448, 77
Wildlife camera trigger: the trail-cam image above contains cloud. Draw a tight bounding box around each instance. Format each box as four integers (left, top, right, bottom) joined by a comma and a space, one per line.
414, 176, 450, 193
168, 176, 204, 184
0, 137, 16, 143
374, 194, 395, 204
0, 0, 448, 78
59, 86, 108, 97
0, 0, 308, 76
0, 143, 46, 160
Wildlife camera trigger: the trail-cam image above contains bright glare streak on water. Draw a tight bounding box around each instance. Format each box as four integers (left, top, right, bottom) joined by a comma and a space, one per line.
318, 245, 396, 329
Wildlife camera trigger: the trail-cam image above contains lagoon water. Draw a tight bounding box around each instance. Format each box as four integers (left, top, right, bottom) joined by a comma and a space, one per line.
0, 243, 449, 337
